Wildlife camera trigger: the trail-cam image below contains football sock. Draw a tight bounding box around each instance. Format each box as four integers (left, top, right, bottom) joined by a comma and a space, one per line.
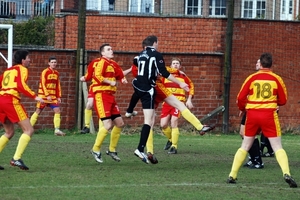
13, 134, 31, 160
127, 92, 139, 113
0, 135, 9, 152
92, 127, 108, 152
260, 134, 266, 153
248, 138, 262, 164
54, 113, 61, 129
30, 112, 39, 126
99, 119, 103, 128
265, 137, 274, 153
275, 149, 290, 176
137, 124, 151, 152
109, 126, 121, 152
181, 108, 203, 130
162, 126, 172, 141
229, 148, 247, 179
171, 128, 179, 149
84, 109, 92, 128
146, 129, 154, 154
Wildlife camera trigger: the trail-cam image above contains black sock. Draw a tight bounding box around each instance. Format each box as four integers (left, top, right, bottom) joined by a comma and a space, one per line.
265, 137, 274, 153
137, 124, 151, 152
127, 92, 139, 113
249, 138, 262, 164
260, 134, 266, 153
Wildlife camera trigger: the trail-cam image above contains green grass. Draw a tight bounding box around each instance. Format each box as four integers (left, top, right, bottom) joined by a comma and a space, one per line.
0, 130, 299, 200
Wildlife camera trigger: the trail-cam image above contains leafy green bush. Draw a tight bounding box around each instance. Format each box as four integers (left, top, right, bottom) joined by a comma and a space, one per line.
0, 16, 54, 46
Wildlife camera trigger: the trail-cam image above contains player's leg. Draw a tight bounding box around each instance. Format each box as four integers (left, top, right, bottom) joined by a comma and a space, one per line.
30, 102, 44, 126
146, 114, 158, 164
168, 114, 179, 154
53, 106, 65, 136
227, 136, 255, 183
81, 97, 94, 134
268, 137, 297, 188
260, 133, 266, 154
12, 118, 34, 170
262, 111, 297, 188
0, 117, 15, 170
164, 95, 214, 135
160, 103, 172, 150
125, 91, 139, 118
106, 114, 124, 162
262, 137, 275, 157
134, 88, 155, 164
247, 137, 264, 169
91, 93, 114, 163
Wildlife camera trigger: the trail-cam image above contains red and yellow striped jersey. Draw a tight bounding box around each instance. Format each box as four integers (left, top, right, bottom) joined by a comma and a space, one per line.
161, 68, 194, 102
237, 69, 287, 111
0, 64, 36, 100
37, 67, 62, 102
85, 57, 124, 94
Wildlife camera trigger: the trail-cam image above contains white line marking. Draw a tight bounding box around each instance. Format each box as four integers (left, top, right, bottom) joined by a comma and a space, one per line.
2, 182, 293, 190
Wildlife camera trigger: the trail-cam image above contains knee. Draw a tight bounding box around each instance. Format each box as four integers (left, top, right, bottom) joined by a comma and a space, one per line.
116, 120, 125, 128
86, 103, 93, 109
4, 131, 15, 139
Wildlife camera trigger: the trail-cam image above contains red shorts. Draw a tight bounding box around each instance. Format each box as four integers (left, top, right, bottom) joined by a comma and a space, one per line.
94, 92, 120, 118
245, 109, 281, 138
0, 96, 28, 123
154, 82, 172, 109
88, 89, 94, 99
160, 102, 181, 118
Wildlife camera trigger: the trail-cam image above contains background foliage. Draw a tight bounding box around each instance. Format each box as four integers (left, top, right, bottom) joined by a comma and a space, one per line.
0, 16, 55, 46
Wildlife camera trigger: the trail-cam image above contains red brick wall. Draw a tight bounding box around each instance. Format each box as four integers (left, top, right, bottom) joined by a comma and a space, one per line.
0, 49, 222, 131
229, 20, 300, 130
0, 49, 77, 130
55, 15, 225, 53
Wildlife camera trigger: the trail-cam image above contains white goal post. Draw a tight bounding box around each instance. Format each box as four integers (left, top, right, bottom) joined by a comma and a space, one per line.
0, 24, 13, 68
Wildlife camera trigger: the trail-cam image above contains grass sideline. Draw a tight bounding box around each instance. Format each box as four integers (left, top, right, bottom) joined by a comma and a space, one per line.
0, 129, 299, 200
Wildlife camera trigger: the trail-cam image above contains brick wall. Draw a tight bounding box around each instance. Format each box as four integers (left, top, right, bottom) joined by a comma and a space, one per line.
0, 49, 77, 130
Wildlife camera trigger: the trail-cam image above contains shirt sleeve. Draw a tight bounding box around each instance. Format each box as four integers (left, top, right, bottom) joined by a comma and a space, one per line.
17, 67, 36, 99
156, 53, 170, 78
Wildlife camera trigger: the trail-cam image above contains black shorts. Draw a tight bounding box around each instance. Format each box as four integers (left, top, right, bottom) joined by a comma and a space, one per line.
133, 87, 155, 109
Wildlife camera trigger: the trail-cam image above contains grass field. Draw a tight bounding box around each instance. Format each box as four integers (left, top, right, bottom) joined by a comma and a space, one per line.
0, 129, 299, 200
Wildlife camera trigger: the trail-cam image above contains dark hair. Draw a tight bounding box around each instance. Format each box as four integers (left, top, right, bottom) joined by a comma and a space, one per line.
260, 53, 272, 68
143, 35, 158, 46
13, 49, 29, 65
49, 56, 57, 62
142, 39, 147, 49
99, 43, 110, 53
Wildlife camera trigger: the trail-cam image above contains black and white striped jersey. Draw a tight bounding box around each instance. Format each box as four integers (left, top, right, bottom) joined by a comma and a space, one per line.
132, 47, 170, 92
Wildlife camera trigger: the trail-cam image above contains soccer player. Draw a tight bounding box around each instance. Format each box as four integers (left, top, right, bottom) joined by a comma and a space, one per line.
160, 57, 195, 154
132, 35, 214, 164
30, 56, 65, 136
227, 53, 297, 188
81, 43, 126, 163
80, 57, 133, 134
0, 49, 44, 170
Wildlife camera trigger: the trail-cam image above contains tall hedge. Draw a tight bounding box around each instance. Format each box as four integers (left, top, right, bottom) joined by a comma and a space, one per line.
0, 16, 54, 46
